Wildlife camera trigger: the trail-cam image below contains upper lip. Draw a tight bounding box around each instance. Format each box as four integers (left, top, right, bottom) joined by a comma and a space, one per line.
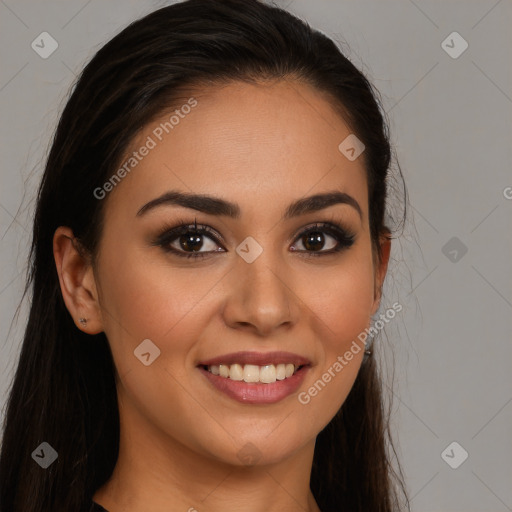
197, 351, 311, 367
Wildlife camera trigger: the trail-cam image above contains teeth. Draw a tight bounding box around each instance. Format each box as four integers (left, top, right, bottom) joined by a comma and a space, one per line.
206, 363, 300, 384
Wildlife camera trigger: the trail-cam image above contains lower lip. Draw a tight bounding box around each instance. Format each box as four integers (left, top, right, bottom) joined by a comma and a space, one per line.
198, 365, 310, 404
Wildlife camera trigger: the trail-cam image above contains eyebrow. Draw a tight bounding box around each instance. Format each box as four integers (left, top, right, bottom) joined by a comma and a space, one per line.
136, 190, 362, 220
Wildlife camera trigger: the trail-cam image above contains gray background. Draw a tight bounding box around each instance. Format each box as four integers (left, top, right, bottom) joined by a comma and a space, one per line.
1, 1, 511, 511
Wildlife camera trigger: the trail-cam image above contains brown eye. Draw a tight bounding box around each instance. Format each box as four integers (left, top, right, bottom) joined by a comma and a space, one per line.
301, 231, 333, 252
154, 223, 225, 259
177, 233, 205, 252
291, 223, 355, 256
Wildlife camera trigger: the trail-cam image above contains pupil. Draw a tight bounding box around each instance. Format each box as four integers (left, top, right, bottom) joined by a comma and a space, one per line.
180, 233, 203, 252
304, 232, 324, 251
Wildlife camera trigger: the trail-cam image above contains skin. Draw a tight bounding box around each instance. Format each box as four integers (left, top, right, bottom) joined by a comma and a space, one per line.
53, 79, 390, 512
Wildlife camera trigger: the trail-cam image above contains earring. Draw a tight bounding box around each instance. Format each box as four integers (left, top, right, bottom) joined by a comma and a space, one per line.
364, 324, 375, 357
79, 317, 87, 326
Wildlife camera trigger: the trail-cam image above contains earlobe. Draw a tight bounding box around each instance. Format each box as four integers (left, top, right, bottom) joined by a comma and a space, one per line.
53, 226, 103, 334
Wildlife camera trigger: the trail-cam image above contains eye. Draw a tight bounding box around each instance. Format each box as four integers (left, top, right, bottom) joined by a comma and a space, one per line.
290, 222, 355, 257
154, 220, 224, 259
153, 219, 356, 260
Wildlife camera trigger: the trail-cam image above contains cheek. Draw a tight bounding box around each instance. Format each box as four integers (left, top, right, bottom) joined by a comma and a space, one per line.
302, 249, 376, 345
294, 248, 375, 423
94, 251, 212, 430
323, 270, 374, 343
94, 245, 206, 369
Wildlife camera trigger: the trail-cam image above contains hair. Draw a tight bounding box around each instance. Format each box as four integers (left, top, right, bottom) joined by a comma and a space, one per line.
0, 1, 409, 511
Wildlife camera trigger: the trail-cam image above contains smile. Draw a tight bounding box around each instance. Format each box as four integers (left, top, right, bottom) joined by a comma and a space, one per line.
202, 363, 302, 384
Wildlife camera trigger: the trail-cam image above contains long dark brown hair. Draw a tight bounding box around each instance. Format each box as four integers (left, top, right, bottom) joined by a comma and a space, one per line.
0, 1, 409, 510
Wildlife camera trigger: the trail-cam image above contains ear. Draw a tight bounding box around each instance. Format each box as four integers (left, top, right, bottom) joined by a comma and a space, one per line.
53, 226, 104, 334
371, 230, 392, 316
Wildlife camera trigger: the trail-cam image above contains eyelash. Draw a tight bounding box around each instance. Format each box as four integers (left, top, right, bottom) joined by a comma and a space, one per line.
152, 216, 356, 260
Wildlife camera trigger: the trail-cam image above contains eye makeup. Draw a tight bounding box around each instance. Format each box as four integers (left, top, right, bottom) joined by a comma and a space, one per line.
151, 215, 357, 260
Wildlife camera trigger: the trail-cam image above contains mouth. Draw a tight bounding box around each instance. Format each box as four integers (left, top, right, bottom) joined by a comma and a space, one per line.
196, 351, 311, 404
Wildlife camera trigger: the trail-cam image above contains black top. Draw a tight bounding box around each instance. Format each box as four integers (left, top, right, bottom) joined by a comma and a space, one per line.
90, 501, 109, 512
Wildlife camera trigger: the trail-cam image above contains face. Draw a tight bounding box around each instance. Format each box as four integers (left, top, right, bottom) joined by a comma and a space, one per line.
61, 80, 389, 467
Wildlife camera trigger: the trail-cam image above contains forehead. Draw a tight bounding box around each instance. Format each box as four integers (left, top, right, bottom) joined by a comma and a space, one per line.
104, 80, 368, 222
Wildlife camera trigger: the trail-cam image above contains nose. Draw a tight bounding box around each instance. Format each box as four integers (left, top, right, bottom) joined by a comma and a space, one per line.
222, 250, 300, 337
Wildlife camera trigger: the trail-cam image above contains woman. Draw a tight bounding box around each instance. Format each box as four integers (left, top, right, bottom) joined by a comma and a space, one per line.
0, 0, 409, 510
